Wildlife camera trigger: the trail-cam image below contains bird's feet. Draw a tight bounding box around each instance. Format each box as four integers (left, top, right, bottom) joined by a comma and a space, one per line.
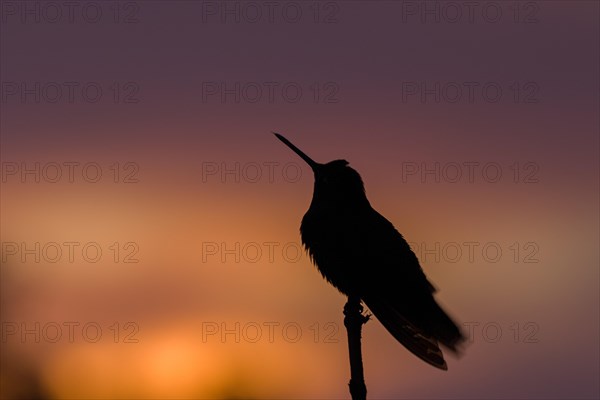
344, 296, 371, 328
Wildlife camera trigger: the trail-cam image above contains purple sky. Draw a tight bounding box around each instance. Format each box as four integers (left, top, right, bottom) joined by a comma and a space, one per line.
1, 1, 599, 399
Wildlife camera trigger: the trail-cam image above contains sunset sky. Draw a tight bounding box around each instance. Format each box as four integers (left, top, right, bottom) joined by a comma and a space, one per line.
1, 1, 599, 399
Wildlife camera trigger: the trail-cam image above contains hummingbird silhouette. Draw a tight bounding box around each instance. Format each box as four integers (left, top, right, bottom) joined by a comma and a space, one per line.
274, 132, 465, 370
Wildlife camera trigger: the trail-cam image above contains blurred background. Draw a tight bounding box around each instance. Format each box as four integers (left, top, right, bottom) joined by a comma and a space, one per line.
1, 1, 598, 399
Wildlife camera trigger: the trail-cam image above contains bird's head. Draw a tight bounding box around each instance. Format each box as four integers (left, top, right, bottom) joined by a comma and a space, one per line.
273, 132, 368, 206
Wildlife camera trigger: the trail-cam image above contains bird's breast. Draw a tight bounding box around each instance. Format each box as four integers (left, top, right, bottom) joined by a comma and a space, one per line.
300, 206, 366, 295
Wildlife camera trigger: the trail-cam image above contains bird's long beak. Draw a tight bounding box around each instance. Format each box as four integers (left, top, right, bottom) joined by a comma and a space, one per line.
272, 132, 319, 171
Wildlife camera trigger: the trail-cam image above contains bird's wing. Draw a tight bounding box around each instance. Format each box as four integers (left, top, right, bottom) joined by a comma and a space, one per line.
353, 208, 464, 362
357, 208, 435, 295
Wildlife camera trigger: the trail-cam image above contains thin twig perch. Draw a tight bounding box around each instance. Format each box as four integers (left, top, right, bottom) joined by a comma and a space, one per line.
344, 295, 370, 400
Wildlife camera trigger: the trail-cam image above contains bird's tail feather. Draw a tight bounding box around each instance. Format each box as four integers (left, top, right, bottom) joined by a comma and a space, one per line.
427, 301, 465, 353
363, 296, 449, 370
